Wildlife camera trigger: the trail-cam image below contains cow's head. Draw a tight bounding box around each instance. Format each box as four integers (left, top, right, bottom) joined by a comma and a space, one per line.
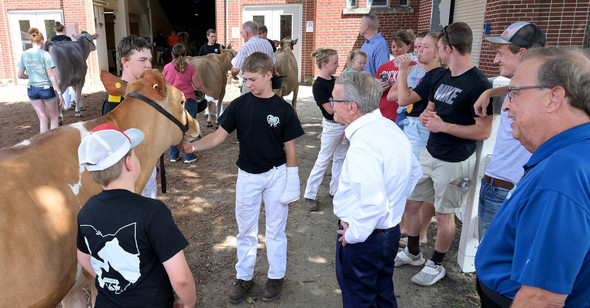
100, 70, 200, 144
279, 37, 298, 51
73, 32, 99, 51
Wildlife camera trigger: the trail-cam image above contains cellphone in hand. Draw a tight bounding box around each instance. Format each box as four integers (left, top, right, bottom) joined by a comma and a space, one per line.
380, 72, 389, 83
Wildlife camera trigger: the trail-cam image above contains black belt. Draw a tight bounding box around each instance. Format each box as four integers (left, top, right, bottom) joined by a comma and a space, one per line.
484, 175, 515, 190
372, 226, 396, 235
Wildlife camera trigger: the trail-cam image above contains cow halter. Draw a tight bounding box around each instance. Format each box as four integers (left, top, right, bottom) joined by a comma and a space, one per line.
126, 92, 190, 136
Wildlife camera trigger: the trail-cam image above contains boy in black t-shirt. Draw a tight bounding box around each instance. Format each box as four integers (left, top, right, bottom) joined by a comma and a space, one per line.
77, 123, 196, 308
395, 22, 493, 287
179, 52, 304, 304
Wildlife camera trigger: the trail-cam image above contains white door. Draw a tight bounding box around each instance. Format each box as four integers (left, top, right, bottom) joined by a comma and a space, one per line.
244, 5, 302, 82
8, 10, 63, 82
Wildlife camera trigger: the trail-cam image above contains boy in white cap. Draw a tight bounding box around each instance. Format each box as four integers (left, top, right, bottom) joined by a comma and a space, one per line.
76, 123, 196, 308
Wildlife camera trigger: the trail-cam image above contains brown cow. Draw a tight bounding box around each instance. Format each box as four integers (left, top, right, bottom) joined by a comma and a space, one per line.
275, 37, 299, 112
187, 45, 236, 127
0, 69, 200, 307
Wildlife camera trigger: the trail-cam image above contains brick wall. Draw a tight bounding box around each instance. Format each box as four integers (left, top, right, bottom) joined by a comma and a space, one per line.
0, 0, 91, 82
216, 0, 420, 79
480, 0, 589, 77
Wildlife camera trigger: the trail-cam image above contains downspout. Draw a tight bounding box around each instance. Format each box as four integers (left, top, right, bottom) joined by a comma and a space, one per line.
225, 0, 229, 45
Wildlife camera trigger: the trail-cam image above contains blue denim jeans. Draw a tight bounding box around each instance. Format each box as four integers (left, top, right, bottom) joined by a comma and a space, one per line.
169, 98, 198, 161
27, 85, 56, 101
478, 178, 510, 241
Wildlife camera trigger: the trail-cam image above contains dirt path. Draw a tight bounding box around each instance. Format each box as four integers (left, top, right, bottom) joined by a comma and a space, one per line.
0, 83, 479, 307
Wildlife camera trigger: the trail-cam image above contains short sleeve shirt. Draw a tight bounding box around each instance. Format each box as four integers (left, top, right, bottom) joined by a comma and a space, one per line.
17, 48, 55, 87
77, 189, 189, 308
312, 76, 335, 121
407, 67, 445, 117
426, 67, 492, 162
219, 93, 304, 173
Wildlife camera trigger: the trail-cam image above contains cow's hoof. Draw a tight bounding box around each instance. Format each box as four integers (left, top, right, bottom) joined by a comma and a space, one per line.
207, 122, 213, 128
75, 112, 82, 117
58, 118, 63, 126
80, 106, 86, 111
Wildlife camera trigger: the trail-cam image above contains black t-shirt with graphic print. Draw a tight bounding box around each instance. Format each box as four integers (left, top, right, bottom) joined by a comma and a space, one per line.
77, 189, 189, 308
219, 93, 304, 174
426, 67, 492, 162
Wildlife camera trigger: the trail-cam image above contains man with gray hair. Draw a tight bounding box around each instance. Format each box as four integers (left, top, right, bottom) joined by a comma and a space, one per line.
360, 13, 390, 77
332, 71, 422, 307
231, 21, 277, 95
475, 47, 590, 307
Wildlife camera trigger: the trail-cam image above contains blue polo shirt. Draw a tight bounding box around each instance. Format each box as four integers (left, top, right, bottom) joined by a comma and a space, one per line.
475, 122, 590, 307
361, 32, 390, 77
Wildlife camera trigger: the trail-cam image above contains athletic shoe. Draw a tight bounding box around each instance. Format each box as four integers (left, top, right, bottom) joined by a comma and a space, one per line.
169, 157, 178, 163
229, 279, 253, 304
394, 246, 425, 267
184, 156, 198, 164
411, 260, 446, 286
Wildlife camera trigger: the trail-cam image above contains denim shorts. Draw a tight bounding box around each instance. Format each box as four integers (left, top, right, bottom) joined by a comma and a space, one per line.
28, 85, 56, 101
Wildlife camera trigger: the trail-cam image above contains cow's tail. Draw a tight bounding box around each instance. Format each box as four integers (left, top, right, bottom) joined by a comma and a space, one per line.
43, 41, 54, 52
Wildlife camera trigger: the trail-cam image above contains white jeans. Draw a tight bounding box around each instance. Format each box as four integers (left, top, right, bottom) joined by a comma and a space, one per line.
304, 119, 348, 199
235, 165, 289, 280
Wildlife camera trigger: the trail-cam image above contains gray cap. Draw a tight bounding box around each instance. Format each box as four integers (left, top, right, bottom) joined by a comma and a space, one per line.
485, 22, 546, 49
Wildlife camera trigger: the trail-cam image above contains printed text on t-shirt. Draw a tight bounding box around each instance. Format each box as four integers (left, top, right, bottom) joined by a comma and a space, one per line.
434, 84, 463, 105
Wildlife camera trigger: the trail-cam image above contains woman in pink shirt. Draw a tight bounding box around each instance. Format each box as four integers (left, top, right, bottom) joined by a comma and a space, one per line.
162, 43, 199, 163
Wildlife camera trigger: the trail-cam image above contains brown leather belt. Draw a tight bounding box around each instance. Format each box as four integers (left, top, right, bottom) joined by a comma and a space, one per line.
484, 175, 514, 190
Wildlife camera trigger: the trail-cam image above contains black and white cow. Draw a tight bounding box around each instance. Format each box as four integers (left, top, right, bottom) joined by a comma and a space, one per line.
45, 32, 99, 119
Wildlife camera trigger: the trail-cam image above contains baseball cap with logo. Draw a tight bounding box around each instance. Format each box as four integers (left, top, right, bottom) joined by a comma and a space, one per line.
485, 21, 546, 48
78, 123, 145, 172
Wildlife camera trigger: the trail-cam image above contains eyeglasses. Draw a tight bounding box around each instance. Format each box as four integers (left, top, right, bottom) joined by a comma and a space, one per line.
329, 97, 352, 108
442, 25, 453, 50
507, 85, 548, 102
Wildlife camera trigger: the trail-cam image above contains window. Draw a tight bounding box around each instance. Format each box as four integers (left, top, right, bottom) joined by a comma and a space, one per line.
347, 0, 358, 8
280, 15, 292, 39
253, 15, 265, 26
368, 0, 389, 7
399, 0, 409, 7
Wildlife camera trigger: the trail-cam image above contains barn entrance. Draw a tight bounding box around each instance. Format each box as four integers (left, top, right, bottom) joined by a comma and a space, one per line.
243, 5, 302, 82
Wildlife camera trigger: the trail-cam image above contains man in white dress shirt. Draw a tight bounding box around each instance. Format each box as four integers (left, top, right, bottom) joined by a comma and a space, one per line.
331, 71, 422, 307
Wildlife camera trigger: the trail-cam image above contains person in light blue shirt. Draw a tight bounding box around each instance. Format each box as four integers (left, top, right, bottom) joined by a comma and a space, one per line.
475, 47, 590, 308
17, 27, 64, 133
359, 13, 390, 77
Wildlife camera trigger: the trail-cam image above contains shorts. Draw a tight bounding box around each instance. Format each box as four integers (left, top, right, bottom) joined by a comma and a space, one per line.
408, 148, 476, 214
27, 85, 56, 101
156, 46, 165, 52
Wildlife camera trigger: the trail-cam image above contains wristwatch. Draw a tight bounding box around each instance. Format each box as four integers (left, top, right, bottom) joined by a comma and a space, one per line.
57, 91, 62, 95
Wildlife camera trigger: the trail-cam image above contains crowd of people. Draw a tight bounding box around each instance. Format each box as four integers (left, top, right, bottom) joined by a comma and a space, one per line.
16, 13, 589, 308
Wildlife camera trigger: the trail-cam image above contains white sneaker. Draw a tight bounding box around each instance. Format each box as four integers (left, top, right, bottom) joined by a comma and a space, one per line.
411, 260, 446, 286
394, 247, 425, 267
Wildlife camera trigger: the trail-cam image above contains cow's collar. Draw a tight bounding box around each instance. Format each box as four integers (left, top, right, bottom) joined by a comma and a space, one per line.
126, 92, 190, 135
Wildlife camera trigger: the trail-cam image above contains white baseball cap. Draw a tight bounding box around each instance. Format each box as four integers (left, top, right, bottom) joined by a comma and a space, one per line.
78, 123, 144, 172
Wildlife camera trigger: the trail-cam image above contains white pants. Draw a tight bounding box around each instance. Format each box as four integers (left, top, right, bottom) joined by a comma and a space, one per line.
141, 167, 157, 199
235, 165, 289, 280
304, 119, 348, 199
63, 87, 76, 110
204, 94, 223, 116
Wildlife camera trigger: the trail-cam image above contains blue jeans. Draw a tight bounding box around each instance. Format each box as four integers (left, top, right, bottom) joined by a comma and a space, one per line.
478, 178, 510, 241
169, 98, 198, 161
395, 110, 407, 129
336, 224, 399, 308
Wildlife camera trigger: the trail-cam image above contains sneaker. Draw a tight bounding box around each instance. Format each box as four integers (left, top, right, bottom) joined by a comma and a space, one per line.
411, 260, 446, 286
261, 278, 284, 302
229, 279, 253, 304
184, 156, 198, 164
306, 198, 319, 211
394, 247, 425, 267
170, 157, 178, 163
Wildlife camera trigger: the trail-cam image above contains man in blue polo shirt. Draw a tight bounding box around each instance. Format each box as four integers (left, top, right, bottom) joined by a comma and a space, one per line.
475, 47, 590, 307
359, 13, 390, 77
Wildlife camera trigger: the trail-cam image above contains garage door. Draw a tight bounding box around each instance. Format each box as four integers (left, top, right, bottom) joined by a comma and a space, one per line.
453, 0, 487, 66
